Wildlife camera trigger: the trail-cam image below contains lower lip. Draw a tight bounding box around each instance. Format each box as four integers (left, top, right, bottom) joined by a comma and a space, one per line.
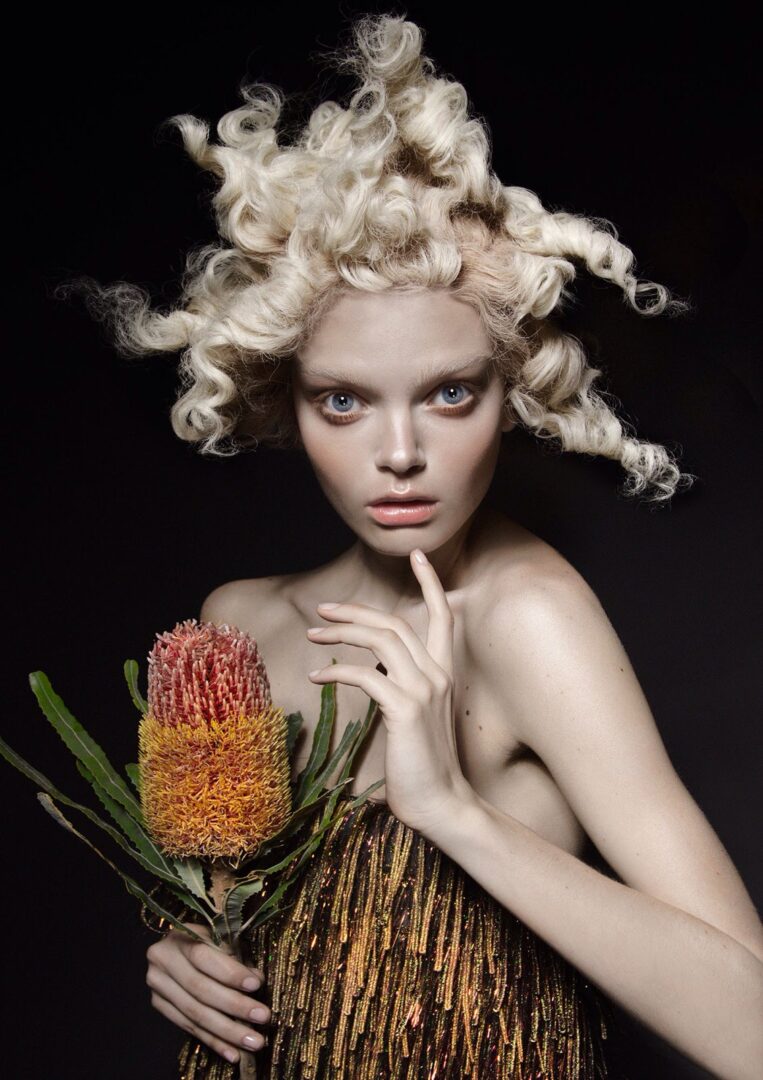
367, 501, 438, 525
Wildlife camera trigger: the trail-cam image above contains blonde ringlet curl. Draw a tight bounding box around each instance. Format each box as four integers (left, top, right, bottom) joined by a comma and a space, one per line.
63, 11, 697, 504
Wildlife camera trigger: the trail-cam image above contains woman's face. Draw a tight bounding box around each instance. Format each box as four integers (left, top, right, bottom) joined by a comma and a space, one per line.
292, 288, 513, 555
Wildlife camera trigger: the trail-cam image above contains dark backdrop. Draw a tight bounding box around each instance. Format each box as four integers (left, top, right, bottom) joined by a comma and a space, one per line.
6, 3, 760, 1078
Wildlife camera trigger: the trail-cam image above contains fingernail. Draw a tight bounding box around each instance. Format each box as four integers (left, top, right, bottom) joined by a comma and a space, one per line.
309, 669, 322, 677
317, 602, 340, 609
243, 976, 260, 991
413, 549, 427, 564
225, 1049, 239, 1063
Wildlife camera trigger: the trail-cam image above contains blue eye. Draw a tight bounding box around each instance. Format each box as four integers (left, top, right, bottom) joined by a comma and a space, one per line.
326, 391, 356, 414
316, 381, 477, 425
437, 384, 469, 406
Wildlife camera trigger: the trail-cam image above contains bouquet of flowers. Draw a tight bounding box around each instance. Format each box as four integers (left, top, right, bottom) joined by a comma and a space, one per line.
1, 618, 382, 1079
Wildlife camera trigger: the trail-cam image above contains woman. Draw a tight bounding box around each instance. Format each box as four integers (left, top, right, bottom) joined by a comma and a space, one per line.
71, 13, 762, 1078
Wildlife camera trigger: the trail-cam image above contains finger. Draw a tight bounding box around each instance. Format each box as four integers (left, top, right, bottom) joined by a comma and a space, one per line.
314, 603, 443, 681
171, 925, 264, 988
307, 622, 424, 689
147, 964, 268, 1054
149, 988, 246, 1064
308, 663, 410, 715
160, 939, 271, 1023
409, 549, 454, 675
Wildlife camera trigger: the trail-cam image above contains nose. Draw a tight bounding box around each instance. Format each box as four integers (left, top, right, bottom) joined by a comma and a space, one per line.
374, 411, 426, 474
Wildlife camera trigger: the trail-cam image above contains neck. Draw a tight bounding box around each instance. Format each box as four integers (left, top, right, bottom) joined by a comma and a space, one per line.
342, 504, 490, 611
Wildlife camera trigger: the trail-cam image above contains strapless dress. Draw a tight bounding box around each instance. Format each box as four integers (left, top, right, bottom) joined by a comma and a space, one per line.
149, 793, 631, 1079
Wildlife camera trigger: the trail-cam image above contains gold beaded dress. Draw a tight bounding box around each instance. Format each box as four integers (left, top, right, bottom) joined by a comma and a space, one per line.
157, 792, 631, 1079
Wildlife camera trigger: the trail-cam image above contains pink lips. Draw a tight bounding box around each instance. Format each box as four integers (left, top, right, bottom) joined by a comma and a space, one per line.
367, 501, 438, 525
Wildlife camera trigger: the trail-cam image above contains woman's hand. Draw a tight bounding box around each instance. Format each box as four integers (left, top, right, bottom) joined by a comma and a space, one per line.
306, 547, 476, 835
146, 922, 271, 1065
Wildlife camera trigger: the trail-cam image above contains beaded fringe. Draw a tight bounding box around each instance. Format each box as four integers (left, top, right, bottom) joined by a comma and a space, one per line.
174, 796, 627, 1079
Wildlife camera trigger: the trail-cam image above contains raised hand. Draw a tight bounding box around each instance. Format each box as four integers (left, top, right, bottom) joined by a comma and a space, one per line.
306, 547, 476, 835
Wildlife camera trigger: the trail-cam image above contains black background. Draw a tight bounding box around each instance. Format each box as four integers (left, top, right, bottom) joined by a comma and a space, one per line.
6, 2, 760, 1077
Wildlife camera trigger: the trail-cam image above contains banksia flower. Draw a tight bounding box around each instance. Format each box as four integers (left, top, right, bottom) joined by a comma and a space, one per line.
9, 612, 379, 1080
138, 618, 293, 864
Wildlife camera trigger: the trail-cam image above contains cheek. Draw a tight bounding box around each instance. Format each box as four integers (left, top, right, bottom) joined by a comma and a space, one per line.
300, 428, 357, 494
295, 407, 328, 464
440, 420, 501, 478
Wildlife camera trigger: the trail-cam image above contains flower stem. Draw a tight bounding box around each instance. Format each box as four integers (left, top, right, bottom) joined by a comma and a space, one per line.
237, 1046, 258, 1079
208, 859, 237, 915
209, 860, 260, 1080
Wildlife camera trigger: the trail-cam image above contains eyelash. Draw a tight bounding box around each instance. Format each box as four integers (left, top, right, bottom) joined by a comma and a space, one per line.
315, 383, 479, 425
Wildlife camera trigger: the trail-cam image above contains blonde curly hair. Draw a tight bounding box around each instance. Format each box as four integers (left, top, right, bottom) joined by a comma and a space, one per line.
64, 11, 696, 503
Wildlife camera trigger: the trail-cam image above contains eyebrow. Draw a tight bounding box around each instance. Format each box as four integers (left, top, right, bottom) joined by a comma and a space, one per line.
298, 355, 493, 388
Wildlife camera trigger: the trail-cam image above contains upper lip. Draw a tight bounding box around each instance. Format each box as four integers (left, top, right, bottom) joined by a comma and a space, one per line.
369, 494, 436, 505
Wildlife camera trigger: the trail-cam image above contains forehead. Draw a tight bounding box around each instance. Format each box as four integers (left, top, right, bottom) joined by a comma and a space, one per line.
297, 288, 491, 373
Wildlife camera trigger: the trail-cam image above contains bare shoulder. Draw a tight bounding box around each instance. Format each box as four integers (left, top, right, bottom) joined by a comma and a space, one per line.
199, 574, 294, 640
199, 555, 349, 656
473, 513, 601, 621
472, 516, 614, 717
476, 518, 640, 752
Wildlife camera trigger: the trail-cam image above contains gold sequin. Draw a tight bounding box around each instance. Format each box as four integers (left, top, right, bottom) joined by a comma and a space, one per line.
167, 796, 629, 1078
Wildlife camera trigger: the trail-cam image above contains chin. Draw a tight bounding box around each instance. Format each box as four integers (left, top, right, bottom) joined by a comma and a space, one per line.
358, 522, 436, 549
363, 515, 467, 554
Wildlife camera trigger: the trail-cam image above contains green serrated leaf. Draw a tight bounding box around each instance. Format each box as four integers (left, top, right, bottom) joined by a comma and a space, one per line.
240, 894, 300, 937
75, 758, 178, 883
172, 857, 208, 902
36, 793, 214, 944
285, 711, 303, 757
221, 876, 265, 939
124, 659, 148, 714
240, 875, 296, 935
125, 763, 141, 794
222, 792, 348, 888
293, 667, 338, 805
233, 778, 383, 939
28, 671, 143, 822
300, 719, 361, 807
265, 782, 353, 846
319, 696, 381, 826
0, 733, 202, 903
256, 783, 376, 880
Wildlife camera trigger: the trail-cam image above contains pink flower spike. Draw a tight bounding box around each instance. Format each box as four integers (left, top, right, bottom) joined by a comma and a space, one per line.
146, 618, 272, 728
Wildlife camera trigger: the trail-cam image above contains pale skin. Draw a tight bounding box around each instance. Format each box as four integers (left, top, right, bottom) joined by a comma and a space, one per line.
146, 287, 763, 1075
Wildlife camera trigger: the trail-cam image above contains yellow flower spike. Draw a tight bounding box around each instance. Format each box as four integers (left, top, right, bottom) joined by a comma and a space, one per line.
138, 619, 292, 864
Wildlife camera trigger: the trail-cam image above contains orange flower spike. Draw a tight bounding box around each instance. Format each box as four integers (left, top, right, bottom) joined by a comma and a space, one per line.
138, 619, 293, 864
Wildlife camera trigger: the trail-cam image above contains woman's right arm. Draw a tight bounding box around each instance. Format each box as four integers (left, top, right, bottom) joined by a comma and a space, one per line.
146, 922, 271, 1065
